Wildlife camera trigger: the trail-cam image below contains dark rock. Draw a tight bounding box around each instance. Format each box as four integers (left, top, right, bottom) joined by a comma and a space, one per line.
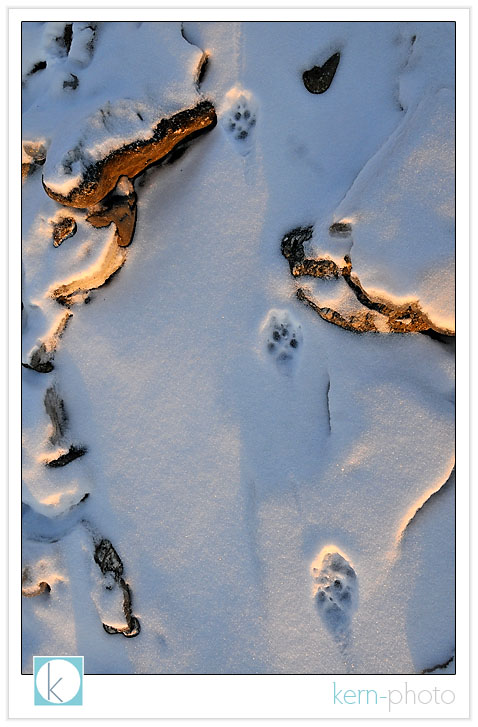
27, 60, 47, 76
63, 73, 79, 90
43, 100, 217, 208
303, 52, 340, 94
281, 226, 313, 273
329, 221, 352, 237
53, 216, 77, 247
94, 538, 124, 578
44, 386, 68, 445
45, 444, 87, 468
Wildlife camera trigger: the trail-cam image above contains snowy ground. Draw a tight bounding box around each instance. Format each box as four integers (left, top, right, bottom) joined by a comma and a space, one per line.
22, 21, 455, 674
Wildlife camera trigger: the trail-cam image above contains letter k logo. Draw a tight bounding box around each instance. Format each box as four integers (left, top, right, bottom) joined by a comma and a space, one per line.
34, 657, 83, 706
47, 661, 63, 703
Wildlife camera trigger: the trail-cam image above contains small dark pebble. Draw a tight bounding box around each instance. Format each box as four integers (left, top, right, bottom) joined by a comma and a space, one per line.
46, 444, 87, 468
329, 221, 352, 237
28, 60, 47, 76
63, 73, 79, 90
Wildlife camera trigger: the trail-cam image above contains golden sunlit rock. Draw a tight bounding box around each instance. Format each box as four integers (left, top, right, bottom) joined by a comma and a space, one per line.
42, 100, 217, 208
283, 227, 454, 336
86, 177, 137, 247
51, 236, 127, 306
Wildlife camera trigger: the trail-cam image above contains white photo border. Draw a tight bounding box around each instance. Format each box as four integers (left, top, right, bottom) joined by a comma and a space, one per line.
9, 5, 470, 720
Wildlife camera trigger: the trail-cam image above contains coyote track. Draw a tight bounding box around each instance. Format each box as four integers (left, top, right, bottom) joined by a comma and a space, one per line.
261, 309, 303, 374
222, 90, 257, 156
311, 548, 358, 645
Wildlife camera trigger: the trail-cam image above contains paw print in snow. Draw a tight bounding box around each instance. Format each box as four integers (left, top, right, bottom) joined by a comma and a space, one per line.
228, 101, 256, 141
261, 309, 302, 373
311, 548, 357, 640
222, 88, 257, 155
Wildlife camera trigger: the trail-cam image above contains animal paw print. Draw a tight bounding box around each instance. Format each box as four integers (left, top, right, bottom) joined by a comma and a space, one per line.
227, 99, 256, 141
262, 310, 302, 372
311, 548, 357, 639
222, 89, 257, 155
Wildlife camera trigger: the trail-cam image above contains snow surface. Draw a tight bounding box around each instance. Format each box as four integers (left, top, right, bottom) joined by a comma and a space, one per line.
22, 21, 455, 674
23, 22, 204, 195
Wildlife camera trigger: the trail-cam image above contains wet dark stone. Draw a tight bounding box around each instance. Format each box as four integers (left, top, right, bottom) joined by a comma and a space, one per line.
46, 444, 87, 468
94, 538, 124, 577
281, 225, 313, 273
27, 60, 47, 76
63, 24, 73, 54
44, 386, 68, 445
303, 52, 340, 94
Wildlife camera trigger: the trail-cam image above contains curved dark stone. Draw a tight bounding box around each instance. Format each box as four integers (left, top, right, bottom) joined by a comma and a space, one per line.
303, 52, 340, 94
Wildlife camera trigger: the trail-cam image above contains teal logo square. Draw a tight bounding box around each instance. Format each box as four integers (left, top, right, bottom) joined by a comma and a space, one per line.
34, 656, 83, 705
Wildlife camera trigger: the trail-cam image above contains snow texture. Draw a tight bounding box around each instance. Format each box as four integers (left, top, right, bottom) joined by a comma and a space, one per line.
22, 21, 455, 675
